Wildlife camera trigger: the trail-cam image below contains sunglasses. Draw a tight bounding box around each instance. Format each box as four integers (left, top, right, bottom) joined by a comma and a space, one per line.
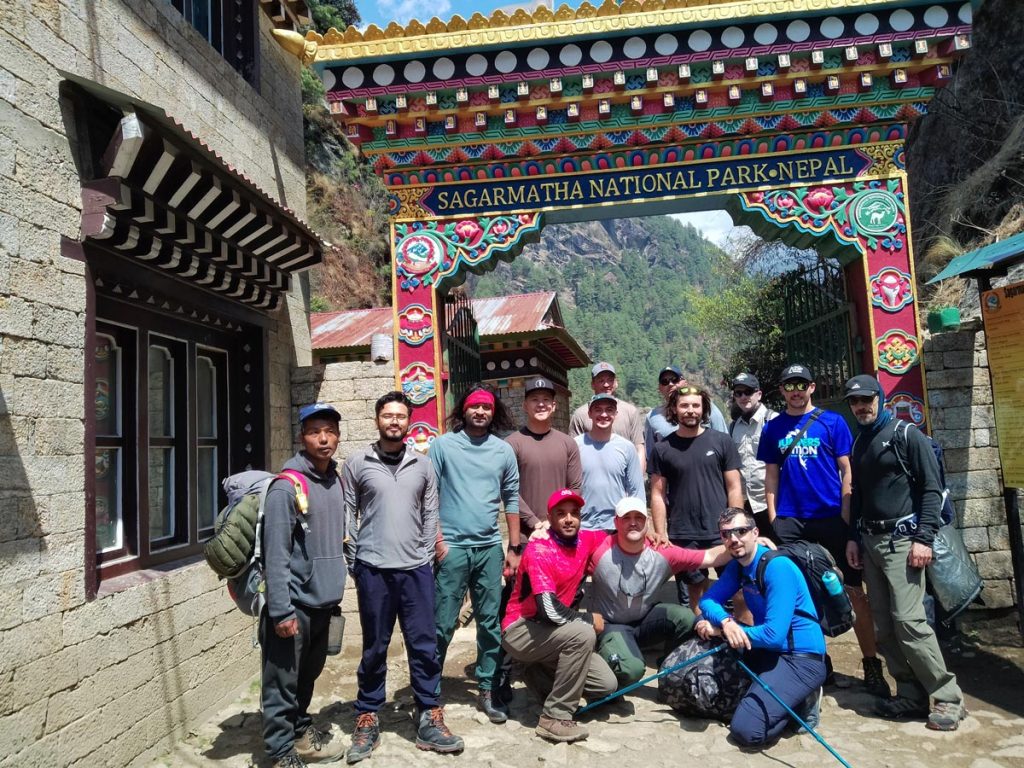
732, 388, 755, 398
847, 395, 876, 406
676, 386, 702, 395
659, 376, 680, 386
782, 381, 811, 392
720, 525, 754, 540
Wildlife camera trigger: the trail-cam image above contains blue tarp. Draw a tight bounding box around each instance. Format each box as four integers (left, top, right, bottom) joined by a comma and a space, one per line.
927, 231, 1024, 283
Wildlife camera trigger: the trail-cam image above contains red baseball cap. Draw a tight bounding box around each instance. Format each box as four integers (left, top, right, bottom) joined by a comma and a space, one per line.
547, 488, 585, 513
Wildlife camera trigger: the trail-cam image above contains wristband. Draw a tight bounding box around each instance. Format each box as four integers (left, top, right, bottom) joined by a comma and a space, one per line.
508, 542, 524, 555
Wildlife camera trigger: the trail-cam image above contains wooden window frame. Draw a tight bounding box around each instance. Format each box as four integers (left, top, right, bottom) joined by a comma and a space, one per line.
170, 0, 259, 86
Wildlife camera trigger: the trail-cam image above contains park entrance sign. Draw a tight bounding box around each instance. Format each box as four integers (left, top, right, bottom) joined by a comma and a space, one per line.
291, 0, 976, 444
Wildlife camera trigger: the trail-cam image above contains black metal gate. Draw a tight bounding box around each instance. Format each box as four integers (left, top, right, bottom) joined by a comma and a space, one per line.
441, 289, 482, 409
779, 259, 858, 402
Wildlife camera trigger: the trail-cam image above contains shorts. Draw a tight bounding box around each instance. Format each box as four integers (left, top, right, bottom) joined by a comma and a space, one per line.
670, 537, 720, 585
773, 515, 862, 588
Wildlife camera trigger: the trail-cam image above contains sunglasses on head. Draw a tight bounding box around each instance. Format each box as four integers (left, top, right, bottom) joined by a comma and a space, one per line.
782, 381, 811, 392
720, 525, 754, 540
676, 386, 702, 395
659, 376, 680, 386
732, 388, 755, 397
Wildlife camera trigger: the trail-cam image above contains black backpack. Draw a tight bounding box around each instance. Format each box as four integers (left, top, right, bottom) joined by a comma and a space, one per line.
658, 636, 751, 721
753, 542, 854, 638
889, 420, 956, 526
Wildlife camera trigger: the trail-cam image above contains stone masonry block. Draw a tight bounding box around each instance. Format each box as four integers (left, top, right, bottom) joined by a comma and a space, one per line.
21, 568, 84, 621
347, 418, 379, 442
923, 388, 969, 408
32, 305, 83, 348
973, 429, 992, 448
975, 550, 1013, 579
925, 367, 989, 389
33, 417, 84, 456
943, 447, 1001, 474
959, 526, 989, 553
0, 698, 46, 756
981, 579, 1013, 609
292, 364, 321, 385
942, 350, 974, 369
969, 405, 996, 428
315, 378, 355, 403
0, 536, 42, 583
960, 496, 1008, 527
0, 613, 62, 675
923, 330, 975, 352
9, 258, 62, 307
0, 337, 48, 377
353, 376, 389, 400
931, 428, 971, 450
46, 339, 85, 383
974, 349, 988, 368
0, 295, 34, 338
11, 376, 81, 419
0, 644, 79, 718
946, 470, 1003, 500
0, 414, 33, 455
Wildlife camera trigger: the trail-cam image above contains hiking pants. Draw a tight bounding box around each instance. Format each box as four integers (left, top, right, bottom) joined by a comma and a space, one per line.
861, 533, 962, 704
502, 617, 617, 720
260, 603, 333, 761
354, 561, 441, 713
730, 650, 826, 746
597, 602, 697, 687
434, 542, 503, 691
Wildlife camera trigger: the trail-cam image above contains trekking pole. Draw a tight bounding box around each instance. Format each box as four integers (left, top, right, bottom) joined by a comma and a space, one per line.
736, 660, 853, 768
577, 643, 727, 715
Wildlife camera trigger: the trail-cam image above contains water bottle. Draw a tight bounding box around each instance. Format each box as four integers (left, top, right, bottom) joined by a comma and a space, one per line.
822, 570, 843, 597
326, 607, 345, 656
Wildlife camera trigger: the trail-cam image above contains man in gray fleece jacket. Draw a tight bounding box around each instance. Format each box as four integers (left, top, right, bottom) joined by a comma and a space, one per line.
262, 403, 347, 767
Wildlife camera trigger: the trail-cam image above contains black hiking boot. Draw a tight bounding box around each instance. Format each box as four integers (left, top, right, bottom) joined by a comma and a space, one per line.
345, 713, 380, 764
862, 656, 891, 698
415, 707, 465, 753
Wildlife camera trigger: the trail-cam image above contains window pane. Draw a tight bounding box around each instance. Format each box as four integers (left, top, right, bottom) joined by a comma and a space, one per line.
95, 448, 122, 552
197, 355, 216, 438
95, 335, 120, 437
148, 345, 173, 437
190, 0, 212, 43
198, 446, 217, 531
149, 447, 175, 542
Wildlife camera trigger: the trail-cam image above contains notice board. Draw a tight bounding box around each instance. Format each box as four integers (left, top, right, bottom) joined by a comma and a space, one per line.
982, 281, 1024, 487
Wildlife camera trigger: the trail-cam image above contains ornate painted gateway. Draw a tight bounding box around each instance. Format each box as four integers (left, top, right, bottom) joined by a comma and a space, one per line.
280, 0, 976, 445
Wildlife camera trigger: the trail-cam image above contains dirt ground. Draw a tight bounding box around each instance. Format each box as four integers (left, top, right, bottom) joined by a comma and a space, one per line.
151, 611, 1024, 768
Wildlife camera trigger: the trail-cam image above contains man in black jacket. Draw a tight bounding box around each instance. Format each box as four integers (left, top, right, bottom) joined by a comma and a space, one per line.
843, 376, 966, 732
262, 403, 348, 767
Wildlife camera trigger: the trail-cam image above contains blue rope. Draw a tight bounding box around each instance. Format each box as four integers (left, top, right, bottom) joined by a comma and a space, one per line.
736, 659, 853, 768
577, 643, 727, 715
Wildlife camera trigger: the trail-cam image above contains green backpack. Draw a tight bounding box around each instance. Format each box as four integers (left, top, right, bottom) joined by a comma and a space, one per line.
203, 469, 309, 616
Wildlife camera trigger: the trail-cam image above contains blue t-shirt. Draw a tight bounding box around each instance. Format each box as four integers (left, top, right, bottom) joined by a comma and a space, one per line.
756, 409, 852, 519
700, 545, 826, 655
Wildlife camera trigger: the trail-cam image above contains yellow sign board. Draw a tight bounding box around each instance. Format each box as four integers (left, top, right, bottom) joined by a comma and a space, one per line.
982, 281, 1024, 487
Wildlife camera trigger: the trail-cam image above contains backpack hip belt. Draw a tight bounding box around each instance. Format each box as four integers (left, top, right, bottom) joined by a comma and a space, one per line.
858, 512, 916, 536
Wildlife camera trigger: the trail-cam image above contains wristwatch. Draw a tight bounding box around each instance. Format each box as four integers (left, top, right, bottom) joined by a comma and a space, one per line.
508, 542, 525, 555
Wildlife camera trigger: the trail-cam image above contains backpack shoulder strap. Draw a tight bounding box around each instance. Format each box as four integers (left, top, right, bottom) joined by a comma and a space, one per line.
753, 549, 779, 594
890, 420, 916, 484
779, 408, 822, 466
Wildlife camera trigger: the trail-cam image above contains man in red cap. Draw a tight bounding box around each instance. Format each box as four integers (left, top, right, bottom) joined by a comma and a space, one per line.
500, 488, 616, 744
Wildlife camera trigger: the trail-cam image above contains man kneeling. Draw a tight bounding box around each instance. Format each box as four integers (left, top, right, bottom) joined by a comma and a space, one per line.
697, 508, 826, 747
501, 489, 617, 743
589, 497, 730, 688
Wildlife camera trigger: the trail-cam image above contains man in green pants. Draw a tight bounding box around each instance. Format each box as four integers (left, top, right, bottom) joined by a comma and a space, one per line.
844, 375, 966, 731
430, 384, 522, 724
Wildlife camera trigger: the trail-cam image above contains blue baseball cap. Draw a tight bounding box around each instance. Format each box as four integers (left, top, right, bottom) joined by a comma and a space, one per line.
299, 402, 341, 424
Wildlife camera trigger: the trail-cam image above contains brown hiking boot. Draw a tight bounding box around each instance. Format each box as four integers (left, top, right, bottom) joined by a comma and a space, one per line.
536, 714, 588, 743
295, 727, 345, 763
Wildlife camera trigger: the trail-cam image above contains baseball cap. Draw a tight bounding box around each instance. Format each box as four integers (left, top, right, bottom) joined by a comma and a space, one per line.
524, 376, 556, 395
780, 364, 814, 383
843, 374, 883, 399
658, 365, 682, 381
614, 496, 649, 518
732, 372, 760, 390
547, 488, 585, 513
591, 361, 616, 378
588, 392, 617, 408
299, 402, 341, 424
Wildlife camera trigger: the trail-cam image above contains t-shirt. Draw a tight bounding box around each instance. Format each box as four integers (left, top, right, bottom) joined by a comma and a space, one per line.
756, 409, 852, 520
587, 537, 704, 624
649, 429, 742, 539
429, 430, 519, 547
575, 433, 645, 531
645, 402, 729, 468
501, 529, 607, 630
505, 427, 582, 529
569, 398, 644, 445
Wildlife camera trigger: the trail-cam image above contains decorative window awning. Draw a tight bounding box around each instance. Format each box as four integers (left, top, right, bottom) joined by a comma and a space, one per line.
78, 91, 324, 312
927, 231, 1024, 283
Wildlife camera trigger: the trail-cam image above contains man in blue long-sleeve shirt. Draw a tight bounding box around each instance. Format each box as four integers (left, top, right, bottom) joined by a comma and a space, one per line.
697, 507, 826, 748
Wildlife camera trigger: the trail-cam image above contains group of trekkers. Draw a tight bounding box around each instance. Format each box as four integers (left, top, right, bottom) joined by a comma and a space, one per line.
257, 361, 966, 768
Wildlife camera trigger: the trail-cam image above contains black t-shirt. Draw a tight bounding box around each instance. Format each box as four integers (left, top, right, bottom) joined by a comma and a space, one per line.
650, 429, 742, 539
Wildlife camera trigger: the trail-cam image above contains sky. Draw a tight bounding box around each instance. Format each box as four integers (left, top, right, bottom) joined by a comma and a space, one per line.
359, 0, 545, 30
671, 211, 753, 250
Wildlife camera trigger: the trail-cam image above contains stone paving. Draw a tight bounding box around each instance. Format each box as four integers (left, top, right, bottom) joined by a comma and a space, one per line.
151, 614, 1024, 768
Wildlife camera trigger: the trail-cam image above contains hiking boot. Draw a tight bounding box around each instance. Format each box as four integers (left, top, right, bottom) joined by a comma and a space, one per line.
862, 657, 891, 698
823, 653, 842, 687
346, 713, 380, 764
416, 707, 465, 753
478, 690, 509, 723
795, 686, 822, 734
295, 727, 345, 763
927, 700, 967, 731
535, 714, 588, 743
874, 695, 929, 720
273, 751, 308, 768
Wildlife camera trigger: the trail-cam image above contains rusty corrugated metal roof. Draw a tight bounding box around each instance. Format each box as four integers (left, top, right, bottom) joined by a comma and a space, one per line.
312, 291, 560, 350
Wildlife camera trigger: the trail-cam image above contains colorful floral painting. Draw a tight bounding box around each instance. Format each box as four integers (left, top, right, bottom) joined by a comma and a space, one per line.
870, 267, 914, 311
405, 422, 439, 453
877, 330, 920, 374
398, 304, 434, 346
400, 363, 436, 405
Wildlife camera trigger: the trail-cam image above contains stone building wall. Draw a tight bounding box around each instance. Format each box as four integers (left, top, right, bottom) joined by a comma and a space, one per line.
493, 377, 572, 433
924, 319, 1020, 609
0, 2, 309, 766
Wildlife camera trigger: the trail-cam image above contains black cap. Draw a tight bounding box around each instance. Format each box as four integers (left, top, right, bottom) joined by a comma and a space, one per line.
732, 372, 760, 390
844, 375, 883, 399
779, 364, 814, 383
524, 376, 556, 395
658, 365, 682, 380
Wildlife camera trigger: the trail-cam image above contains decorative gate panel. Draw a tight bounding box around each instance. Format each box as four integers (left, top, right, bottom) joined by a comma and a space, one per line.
441, 290, 481, 411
